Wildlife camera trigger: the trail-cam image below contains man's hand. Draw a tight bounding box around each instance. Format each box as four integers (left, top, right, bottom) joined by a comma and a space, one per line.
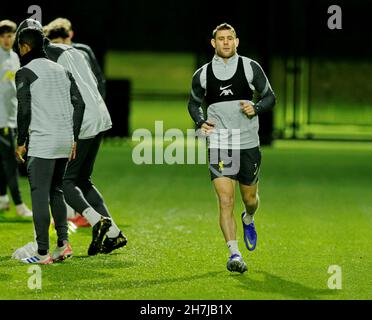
200, 120, 215, 135
15, 145, 27, 163
69, 142, 77, 161
240, 100, 256, 118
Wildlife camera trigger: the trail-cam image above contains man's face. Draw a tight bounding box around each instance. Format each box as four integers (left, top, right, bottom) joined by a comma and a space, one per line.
18, 43, 31, 57
0, 32, 15, 51
211, 29, 239, 59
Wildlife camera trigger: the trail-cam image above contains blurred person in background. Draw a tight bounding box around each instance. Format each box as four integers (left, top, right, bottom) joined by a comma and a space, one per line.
0, 19, 32, 216
44, 17, 106, 99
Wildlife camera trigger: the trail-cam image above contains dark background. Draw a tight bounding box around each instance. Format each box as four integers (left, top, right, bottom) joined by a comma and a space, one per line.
3, 0, 372, 142
5, 0, 371, 65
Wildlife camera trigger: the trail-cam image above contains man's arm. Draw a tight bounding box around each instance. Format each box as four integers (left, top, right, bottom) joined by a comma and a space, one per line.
15, 68, 37, 146
250, 61, 276, 114
67, 71, 85, 141
187, 67, 207, 128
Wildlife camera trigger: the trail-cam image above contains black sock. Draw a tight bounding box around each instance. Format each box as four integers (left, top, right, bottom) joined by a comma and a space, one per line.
58, 240, 65, 247
38, 249, 47, 256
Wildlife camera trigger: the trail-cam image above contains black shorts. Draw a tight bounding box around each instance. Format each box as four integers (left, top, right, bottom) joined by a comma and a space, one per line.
208, 147, 261, 186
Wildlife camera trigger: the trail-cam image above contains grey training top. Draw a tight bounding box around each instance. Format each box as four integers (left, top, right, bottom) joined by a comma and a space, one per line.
0, 47, 20, 128
45, 43, 112, 139
188, 54, 276, 149
16, 58, 85, 159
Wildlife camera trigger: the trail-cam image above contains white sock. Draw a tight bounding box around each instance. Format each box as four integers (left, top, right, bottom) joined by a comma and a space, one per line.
227, 240, 241, 256
243, 194, 259, 225
82, 207, 101, 226
106, 220, 121, 238
243, 211, 254, 225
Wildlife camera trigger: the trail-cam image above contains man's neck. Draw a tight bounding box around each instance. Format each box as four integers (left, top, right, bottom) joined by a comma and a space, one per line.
215, 53, 237, 64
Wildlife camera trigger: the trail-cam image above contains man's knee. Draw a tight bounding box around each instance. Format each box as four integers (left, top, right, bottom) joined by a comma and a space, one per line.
218, 194, 235, 210
242, 193, 258, 209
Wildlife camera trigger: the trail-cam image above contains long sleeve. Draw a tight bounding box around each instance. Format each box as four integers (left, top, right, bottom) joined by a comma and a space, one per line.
73, 43, 106, 99
15, 67, 36, 146
187, 68, 206, 128
250, 61, 276, 114
67, 71, 85, 141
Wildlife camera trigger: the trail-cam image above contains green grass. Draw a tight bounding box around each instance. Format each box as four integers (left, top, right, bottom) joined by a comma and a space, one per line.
130, 99, 193, 134
0, 140, 371, 300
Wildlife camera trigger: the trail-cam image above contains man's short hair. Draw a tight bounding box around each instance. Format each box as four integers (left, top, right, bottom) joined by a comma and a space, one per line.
45, 26, 69, 40
44, 17, 72, 40
18, 27, 44, 51
212, 23, 237, 39
47, 17, 72, 32
0, 20, 17, 35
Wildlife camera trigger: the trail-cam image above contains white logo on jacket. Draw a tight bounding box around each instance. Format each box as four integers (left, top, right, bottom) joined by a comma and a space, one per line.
219, 84, 233, 96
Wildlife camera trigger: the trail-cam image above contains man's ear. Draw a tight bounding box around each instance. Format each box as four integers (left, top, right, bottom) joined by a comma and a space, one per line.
211, 38, 216, 49
69, 30, 74, 40
235, 37, 239, 48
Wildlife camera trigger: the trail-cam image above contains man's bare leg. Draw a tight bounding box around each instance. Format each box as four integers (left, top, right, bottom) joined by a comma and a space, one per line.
213, 177, 236, 242
240, 182, 259, 222
213, 177, 247, 273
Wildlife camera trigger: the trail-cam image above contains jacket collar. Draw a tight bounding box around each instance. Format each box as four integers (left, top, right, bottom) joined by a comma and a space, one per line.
213, 53, 239, 65
20, 47, 47, 66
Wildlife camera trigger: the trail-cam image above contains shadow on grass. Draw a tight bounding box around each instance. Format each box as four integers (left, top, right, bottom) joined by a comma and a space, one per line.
232, 270, 337, 299
64, 255, 136, 270
38, 271, 225, 294
0, 256, 11, 262
110, 271, 225, 290
0, 215, 32, 223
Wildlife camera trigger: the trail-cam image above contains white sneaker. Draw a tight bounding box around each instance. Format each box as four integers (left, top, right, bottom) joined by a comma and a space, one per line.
12, 241, 38, 260
51, 241, 73, 261
16, 203, 32, 217
21, 252, 53, 264
0, 195, 10, 211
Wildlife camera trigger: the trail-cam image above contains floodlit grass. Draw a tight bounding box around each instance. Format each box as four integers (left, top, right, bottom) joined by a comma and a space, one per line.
0, 140, 371, 299
129, 99, 194, 134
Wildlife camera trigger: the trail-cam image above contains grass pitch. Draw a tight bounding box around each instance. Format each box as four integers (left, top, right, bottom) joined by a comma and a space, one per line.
0, 140, 371, 300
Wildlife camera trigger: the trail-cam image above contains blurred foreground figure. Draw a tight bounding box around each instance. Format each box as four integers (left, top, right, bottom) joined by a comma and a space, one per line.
0, 20, 32, 217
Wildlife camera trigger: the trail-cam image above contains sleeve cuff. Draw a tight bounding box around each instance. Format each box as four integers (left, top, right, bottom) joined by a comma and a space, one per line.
17, 138, 26, 146
196, 120, 206, 128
